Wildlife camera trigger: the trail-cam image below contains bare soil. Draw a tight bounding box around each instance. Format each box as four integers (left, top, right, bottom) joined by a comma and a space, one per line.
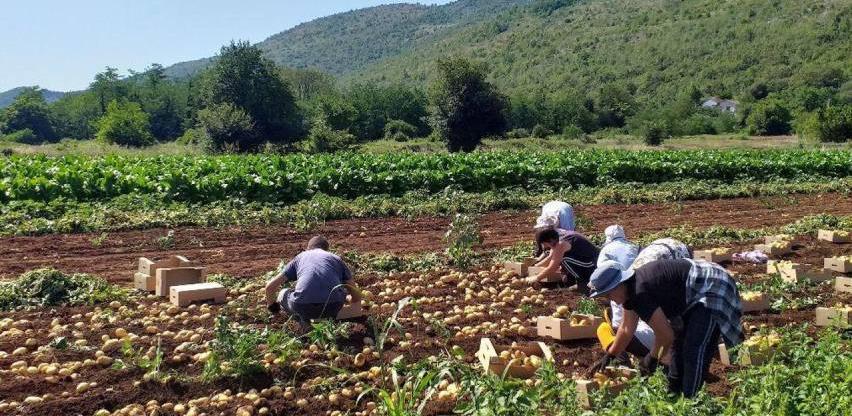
1, 193, 851, 281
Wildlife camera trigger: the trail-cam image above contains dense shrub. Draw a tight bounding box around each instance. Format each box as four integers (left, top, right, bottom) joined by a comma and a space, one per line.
383, 119, 418, 142
96, 100, 154, 147
531, 124, 551, 138
1, 128, 38, 144
641, 120, 670, 146
800, 105, 852, 143
196, 103, 256, 152
299, 117, 356, 153
747, 99, 793, 135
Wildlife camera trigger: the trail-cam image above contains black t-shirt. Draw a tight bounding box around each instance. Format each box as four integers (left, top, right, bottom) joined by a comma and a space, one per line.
623, 259, 692, 322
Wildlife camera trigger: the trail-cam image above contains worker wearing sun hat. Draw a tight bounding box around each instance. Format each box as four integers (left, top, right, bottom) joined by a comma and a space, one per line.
595, 226, 653, 358
585, 258, 743, 397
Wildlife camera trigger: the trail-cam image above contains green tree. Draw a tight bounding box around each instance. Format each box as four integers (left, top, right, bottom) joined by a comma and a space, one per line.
90, 67, 127, 114
747, 99, 793, 135
595, 83, 636, 128
199, 41, 301, 146
196, 102, 256, 151
96, 100, 153, 147
800, 105, 852, 143
300, 116, 356, 153
0, 87, 57, 143
428, 58, 507, 152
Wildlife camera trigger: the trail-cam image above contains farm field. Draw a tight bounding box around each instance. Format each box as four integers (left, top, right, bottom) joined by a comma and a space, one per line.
1, 149, 852, 416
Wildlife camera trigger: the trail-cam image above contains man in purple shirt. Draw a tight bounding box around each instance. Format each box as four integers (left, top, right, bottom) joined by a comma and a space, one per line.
265, 236, 361, 329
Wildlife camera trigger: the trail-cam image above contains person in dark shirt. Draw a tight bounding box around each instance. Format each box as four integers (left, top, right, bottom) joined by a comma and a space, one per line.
265, 236, 362, 329
527, 228, 599, 295
585, 259, 743, 397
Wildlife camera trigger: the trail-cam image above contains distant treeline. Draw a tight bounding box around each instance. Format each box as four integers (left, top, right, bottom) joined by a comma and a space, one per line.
1, 41, 850, 152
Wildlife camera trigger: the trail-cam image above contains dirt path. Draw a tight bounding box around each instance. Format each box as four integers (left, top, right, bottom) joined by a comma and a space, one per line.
1, 193, 850, 281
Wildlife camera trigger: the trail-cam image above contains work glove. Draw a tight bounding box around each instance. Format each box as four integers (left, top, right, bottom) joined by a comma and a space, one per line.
585, 353, 615, 378
267, 302, 281, 315
639, 353, 659, 376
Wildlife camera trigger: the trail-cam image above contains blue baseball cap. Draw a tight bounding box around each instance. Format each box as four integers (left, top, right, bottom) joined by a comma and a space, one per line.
588, 260, 634, 298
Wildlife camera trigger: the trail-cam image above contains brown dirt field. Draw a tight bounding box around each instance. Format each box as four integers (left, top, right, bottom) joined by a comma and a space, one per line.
1, 193, 851, 282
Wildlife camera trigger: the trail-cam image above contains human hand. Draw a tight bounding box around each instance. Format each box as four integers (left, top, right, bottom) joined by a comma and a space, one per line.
585, 354, 615, 378
639, 354, 659, 376
267, 302, 281, 315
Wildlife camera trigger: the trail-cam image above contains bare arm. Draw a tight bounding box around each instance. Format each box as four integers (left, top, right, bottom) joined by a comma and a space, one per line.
646, 308, 674, 360
265, 272, 286, 306
606, 308, 639, 355
529, 241, 570, 282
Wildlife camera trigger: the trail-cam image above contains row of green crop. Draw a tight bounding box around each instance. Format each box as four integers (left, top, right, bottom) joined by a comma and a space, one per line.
3, 179, 849, 236
2, 149, 851, 203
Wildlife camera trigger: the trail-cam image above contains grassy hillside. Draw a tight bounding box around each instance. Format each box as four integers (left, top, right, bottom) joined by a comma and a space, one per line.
164, 0, 527, 78
0, 87, 65, 108
350, 0, 852, 103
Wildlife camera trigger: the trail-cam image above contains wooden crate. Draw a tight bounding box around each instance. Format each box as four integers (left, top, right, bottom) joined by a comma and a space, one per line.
754, 242, 792, 257
170, 283, 226, 307
693, 249, 732, 263
768, 261, 832, 283
575, 367, 638, 409
836, 276, 852, 294
475, 338, 553, 379
536, 314, 602, 341
527, 266, 563, 283
133, 272, 155, 291
138, 255, 193, 276
718, 342, 782, 366
815, 306, 851, 327
764, 235, 794, 244
824, 257, 852, 273
740, 292, 771, 313
155, 267, 206, 296
817, 230, 851, 243
504, 258, 537, 277
337, 302, 366, 320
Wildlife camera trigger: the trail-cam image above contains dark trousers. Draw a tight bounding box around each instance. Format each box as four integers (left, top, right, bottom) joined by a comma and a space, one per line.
668, 304, 720, 397
279, 289, 343, 327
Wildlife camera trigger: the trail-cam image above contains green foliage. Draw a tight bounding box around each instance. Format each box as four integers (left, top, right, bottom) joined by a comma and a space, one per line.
384, 119, 418, 142
306, 320, 352, 350
0, 268, 126, 311
640, 120, 669, 146
345, 83, 429, 140
1, 87, 57, 143
196, 102, 256, 151
531, 124, 551, 139
574, 298, 600, 316
203, 316, 301, 383
299, 116, 357, 154
198, 41, 302, 145
723, 328, 852, 416
96, 100, 154, 147
428, 58, 508, 152
2, 150, 852, 205
800, 105, 852, 143
2, 128, 38, 144
747, 99, 793, 136
444, 213, 483, 270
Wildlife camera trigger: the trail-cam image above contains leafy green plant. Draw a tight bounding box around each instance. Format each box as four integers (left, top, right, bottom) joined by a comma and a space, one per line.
203, 317, 267, 383
444, 213, 483, 270
306, 319, 352, 350
156, 230, 175, 249
575, 298, 601, 316
0, 268, 126, 311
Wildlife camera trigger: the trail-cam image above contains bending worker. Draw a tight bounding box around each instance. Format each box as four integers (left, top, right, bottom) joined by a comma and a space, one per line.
596, 232, 694, 358
265, 236, 362, 329
527, 228, 598, 294
586, 258, 743, 397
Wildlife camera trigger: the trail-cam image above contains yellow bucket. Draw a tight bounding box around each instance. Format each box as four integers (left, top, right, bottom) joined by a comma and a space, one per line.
597, 309, 616, 350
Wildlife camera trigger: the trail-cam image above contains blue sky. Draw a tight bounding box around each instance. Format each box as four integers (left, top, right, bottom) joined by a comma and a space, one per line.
0, 0, 452, 92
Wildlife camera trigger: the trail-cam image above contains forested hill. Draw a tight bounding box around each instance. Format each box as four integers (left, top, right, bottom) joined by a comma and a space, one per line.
164, 0, 528, 79
350, 0, 852, 102
0, 87, 65, 108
